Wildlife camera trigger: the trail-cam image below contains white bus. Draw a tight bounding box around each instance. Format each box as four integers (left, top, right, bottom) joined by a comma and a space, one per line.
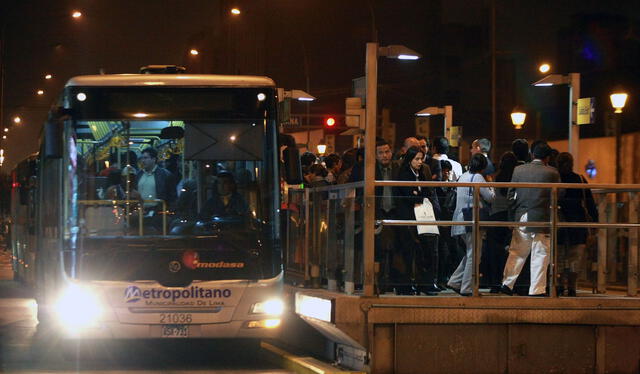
15, 66, 300, 341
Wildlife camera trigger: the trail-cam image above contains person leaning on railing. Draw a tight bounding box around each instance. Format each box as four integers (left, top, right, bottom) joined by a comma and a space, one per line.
447, 153, 495, 296
556, 152, 599, 296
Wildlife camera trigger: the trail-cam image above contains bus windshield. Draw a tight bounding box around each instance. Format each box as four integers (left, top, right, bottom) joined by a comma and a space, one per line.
63, 86, 280, 282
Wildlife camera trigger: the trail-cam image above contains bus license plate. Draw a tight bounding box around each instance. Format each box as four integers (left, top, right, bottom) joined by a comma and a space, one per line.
161, 324, 189, 338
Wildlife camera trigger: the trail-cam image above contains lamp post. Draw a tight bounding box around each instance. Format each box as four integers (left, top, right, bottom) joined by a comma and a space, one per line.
533, 73, 580, 161
415, 105, 453, 141
610, 92, 628, 184
363, 42, 421, 296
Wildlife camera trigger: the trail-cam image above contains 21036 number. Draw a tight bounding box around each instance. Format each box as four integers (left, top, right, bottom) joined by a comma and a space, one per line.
160, 313, 193, 324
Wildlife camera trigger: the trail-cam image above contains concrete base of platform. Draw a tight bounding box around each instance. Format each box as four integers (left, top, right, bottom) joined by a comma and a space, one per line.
293, 288, 640, 373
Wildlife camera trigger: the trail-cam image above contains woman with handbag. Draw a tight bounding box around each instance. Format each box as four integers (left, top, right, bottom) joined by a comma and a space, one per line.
447, 153, 495, 296
556, 152, 599, 296
393, 146, 441, 295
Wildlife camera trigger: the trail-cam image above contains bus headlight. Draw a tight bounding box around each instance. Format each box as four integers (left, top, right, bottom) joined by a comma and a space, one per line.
251, 298, 284, 316
54, 284, 103, 329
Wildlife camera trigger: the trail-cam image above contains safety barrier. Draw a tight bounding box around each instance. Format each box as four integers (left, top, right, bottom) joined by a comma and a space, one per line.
284, 181, 639, 297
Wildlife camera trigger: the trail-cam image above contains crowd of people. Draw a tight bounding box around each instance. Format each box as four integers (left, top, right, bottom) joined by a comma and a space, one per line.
300, 136, 598, 297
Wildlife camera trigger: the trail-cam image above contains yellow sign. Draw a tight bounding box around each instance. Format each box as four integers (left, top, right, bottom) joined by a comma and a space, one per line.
450, 126, 462, 147
577, 97, 594, 125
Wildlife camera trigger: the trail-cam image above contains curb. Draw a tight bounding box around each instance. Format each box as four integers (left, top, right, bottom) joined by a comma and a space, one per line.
260, 341, 365, 374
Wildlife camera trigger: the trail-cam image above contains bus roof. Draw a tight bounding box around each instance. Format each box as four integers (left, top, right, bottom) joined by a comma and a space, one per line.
65, 74, 276, 88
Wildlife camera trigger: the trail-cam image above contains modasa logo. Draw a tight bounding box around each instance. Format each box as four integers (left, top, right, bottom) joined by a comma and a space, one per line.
123, 285, 232, 304
182, 250, 245, 269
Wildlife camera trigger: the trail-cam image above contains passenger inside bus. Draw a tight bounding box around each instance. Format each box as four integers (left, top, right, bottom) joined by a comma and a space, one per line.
105, 166, 141, 201
199, 171, 249, 218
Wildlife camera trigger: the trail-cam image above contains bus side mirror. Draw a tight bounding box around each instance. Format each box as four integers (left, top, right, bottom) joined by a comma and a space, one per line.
44, 107, 71, 159
283, 146, 302, 185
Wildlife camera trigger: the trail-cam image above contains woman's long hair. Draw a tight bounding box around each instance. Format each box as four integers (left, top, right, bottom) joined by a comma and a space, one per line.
400, 146, 423, 173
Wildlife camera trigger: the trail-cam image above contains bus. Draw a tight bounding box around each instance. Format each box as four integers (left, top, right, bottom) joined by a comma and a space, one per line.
14, 66, 300, 341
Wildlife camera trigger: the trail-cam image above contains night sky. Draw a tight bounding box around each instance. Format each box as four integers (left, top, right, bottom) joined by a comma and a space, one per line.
1, 0, 639, 170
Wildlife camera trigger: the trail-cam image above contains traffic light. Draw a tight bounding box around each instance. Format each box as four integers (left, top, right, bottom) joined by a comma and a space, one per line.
325, 117, 336, 128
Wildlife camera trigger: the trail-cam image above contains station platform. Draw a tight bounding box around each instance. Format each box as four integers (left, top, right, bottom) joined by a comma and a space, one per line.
288, 286, 640, 373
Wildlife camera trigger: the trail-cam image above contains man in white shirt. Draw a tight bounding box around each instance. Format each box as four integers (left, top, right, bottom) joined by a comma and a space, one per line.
432, 137, 462, 181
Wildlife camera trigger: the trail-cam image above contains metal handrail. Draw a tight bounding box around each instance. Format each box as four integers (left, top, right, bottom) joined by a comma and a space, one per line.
286, 180, 639, 298
78, 199, 168, 236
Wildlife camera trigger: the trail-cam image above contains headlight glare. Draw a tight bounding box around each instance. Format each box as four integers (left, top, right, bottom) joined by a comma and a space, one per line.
251, 298, 284, 315
54, 284, 103, 329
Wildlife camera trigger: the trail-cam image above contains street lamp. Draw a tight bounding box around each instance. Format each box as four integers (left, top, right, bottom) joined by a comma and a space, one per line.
532, 73, 580, 161
45, 74, 53, 80
538, 63, 551, 73
72, 11, 82, 18
278, 89, 316, 102
316, 142, 327, 155
510, 108, 526, 129
610, 92, 628, 113
415, 105, 453, 140
610, 91, 629, 184
363, 42, 420, 296
13, 116, 21, 124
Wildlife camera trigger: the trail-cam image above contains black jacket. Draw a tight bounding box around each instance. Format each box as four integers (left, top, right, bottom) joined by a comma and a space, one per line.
393, 166, 441, 221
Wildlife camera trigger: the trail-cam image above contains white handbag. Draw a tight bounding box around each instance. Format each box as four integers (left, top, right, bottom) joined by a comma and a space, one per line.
414, 198, 439, 235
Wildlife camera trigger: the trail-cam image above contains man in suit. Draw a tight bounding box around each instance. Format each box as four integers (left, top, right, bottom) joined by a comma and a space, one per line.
500, 142, 562, 296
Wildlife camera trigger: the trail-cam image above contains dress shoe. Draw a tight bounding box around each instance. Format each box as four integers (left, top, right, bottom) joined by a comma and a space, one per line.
529, 293, 546, 297
419, 285, 440, 296
490, 286, 501, 294
499, 285, 513, 296
567, 289, 577, 297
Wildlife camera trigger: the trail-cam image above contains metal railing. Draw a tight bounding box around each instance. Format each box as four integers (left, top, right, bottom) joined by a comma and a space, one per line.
79, 199, 169, 236
284, 180, 640, 297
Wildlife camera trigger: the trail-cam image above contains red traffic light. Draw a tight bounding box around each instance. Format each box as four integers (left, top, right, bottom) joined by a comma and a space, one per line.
325, 117, 336, 127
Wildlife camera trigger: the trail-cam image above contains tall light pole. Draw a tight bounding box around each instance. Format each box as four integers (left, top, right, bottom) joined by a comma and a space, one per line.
363, 42, 421, 296
415, 105, 453, 141
533, 73, 581, 161
610, 92, 628, 184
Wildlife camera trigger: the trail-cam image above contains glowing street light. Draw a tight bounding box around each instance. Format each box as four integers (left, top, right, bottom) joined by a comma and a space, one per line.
277, 89, 316, 102
510, 109, 526, 129
4, 128, 8, 133
230, 8, 241, 15
316, 142, 327, 155
72, 11, 82, 18
13, 116, 21, 124
45, 74, 53, 80
37, 89, 44, 95
538, 63, 551, 73
610, 92, 628, 113
189, 49, 199, 56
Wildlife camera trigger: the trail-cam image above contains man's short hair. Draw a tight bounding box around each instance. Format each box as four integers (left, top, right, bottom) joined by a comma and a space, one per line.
433, 137, 449, 154
324, 153, 341, 169
376, 137, 390, 148
440, 160, 452, 171
301, 152, 317, 168
476, 138, 491, 153
512, 139, 529, 162
532, 142, 552, 160
142, 147, 158, 159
